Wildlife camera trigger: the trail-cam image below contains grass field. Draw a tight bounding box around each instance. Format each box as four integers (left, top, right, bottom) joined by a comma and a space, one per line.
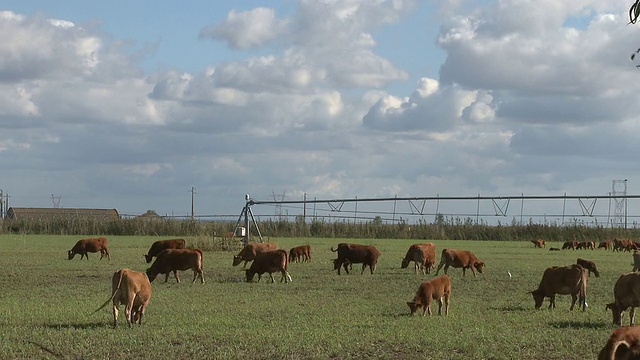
0, 235, 633, 359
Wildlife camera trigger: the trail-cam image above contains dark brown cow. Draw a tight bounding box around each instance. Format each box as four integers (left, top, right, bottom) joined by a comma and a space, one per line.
289, 245, 311, 263
606, 272, 640, 326
549, 247, 561, 251
407, 275, 451, 316
530, 264, 588, 311
562, 241, 578, 250
146, 248, 204, 284
68, 237, 110, 260
331, 243, 381, 275
401, 243, 436, 275
577, 258, 600, 277
245, 249, 292, 283
531, 239, 546, 248
435, 249, 485, 277
233, 242, 279, 268
599, 240, 613, 251
598, 326, 640, 360
91, 268, 151, 328
144, 239, 186, 263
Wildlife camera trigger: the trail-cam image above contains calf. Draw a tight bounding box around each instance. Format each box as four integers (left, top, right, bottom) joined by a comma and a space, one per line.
598, 326, 640, 360
331, 243, 382, 275
577, 258, 600, 277
407, 275, 451, 316
530, 264, 588, 311
144, 239, 186, 263
68, 237, 110, 260
606, 272, 640, 326
401, 243, 436, 275
91, 268, 151, 328
146, 248, 204, 284
435, 249, 485, 277
531, 239, 546, 248
233, 242, 279, 267
245, 249, 292, 283
549, 247, 561, 251
289, 245, 311, 263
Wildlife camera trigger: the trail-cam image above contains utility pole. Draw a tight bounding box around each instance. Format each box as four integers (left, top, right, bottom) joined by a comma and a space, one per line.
190, 187, 196, 220
0, 189, 3, 219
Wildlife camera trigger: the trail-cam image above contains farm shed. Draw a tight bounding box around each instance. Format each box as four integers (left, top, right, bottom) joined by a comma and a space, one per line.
5, 207, 120, 222
136, 210, 164, 220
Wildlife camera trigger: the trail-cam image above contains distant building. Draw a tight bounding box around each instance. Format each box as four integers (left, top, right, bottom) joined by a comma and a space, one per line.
136, 210, 164, 220
5, 207, 120, 222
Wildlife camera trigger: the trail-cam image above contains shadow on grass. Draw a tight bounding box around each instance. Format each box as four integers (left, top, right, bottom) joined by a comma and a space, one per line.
23, 339, 67, 359
549, 320, 609, 330
490, 305, 529, 312
44, 321, 109, 330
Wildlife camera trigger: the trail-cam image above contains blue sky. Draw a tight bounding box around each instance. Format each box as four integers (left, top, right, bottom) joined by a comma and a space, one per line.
1, 1, 640, 223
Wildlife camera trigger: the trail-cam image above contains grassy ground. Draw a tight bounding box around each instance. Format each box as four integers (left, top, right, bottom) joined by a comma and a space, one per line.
0, 235, 632, 359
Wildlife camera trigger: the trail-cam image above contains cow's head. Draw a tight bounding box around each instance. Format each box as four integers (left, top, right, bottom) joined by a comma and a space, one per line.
245, 270, 256, 283
407, 301, 422, 315
474, 261, 485, 273
232, 256, 243, 267
67, 250, 75, 260
144, 254, 153, 263
145, 268, 157, 283
607, 302, 624, 326
400, 258, 410, 269
531, 289, 545, 309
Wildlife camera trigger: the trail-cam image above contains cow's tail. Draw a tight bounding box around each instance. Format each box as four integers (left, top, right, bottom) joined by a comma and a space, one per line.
579, 268, 588, 311
282, 249, 292, 283
90, 269, 124, 316
330, 246, 338, 252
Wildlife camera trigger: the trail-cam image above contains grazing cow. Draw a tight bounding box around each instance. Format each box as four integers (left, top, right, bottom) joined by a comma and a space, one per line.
331, 243, 382, 275
233, 242, 279, 268
606, 272, 640, 326
401, 243, 436, 275
577, 258, 600, 277
562, 241, 578, 250
407, 275, 452, 316
531, 239, 546, 248
633, 252, 640, 272
245, 249, 292, 283
288, 245, 311, 263
144, 239, 186, 263
530, 264, 588, 311
435, 249, 485, 277
598, 326, 640, 360
549, 247, 561, 251
599, 240, 613, 251
68, 237, 110, 260
91, 268, 151, 328
146, 248, 204, 284
615, 239, 638, 253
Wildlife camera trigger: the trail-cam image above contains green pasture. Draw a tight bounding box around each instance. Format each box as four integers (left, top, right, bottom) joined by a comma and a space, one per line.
0, 235, 633, 359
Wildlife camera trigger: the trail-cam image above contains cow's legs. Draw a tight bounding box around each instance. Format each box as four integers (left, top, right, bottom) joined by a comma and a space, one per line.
631, 307, 636, 325
164, 273, 170, 283
342, 262, 350, 275
569, 294, 577, 311
437, 298, 443, 315
444, 294, 450, 315
360, 264, 366, 275
470, 267, 476, 277
112, 302, 119, 328
174, 270, 181, 283
269, 273, 275, 283
462, 267, 466, 276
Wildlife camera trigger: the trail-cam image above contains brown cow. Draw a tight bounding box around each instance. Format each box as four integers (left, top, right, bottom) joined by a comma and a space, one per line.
599, 240, 613, 251
634, 252, 640, 272
577, 258, 600, 277
615, 239, 637, 253
233, 242, 279, 268
531, 239, 546, 248
530, 264, 588, 311
289, 245, 311, 263
401, 243, 436, 275
598, 326, 640, 360
562, 241, 578, 250
146, 248, 204, 284
91, 268, 151, 328
407, 275, 451, 316
606, 272, 640, 326
331, 243, 381, 275
435, 249, 484, 277
68, 237, 110, 260
245, 249, 292, 283
144, 239, 186, 263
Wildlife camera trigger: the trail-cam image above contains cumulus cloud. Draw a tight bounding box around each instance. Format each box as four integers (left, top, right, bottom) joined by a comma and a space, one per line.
199, 7, 287, 49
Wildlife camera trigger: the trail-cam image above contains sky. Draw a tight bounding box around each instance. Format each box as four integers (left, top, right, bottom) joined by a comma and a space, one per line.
1, 0, 640, 223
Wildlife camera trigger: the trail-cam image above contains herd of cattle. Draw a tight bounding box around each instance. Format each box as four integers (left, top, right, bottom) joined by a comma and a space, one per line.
67, 236, 640, 358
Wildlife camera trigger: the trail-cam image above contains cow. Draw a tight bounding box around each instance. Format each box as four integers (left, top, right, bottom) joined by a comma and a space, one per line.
146, 248, 204, 284
233, 242, 279, 268
606, 272, 640, 326
562, 241, 578, 250
577, 258, 600, 277
435, 249, 485, 277
331, 243, 381, 275
288, 245, 311, 263
598, 326, 640, 360
407, 275, 452, 316
530, 264, 588, 311
599, 240, 613, 251
549, 247, 561, 251
401, 243, 436, 275
245, 249, 292, 283
615, 239, 637, 253
91, 268, 151, 328
144, 239, 186, 263
531, 239, 546, 248
634, 252, 640, 272
67, 237, 110, 260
